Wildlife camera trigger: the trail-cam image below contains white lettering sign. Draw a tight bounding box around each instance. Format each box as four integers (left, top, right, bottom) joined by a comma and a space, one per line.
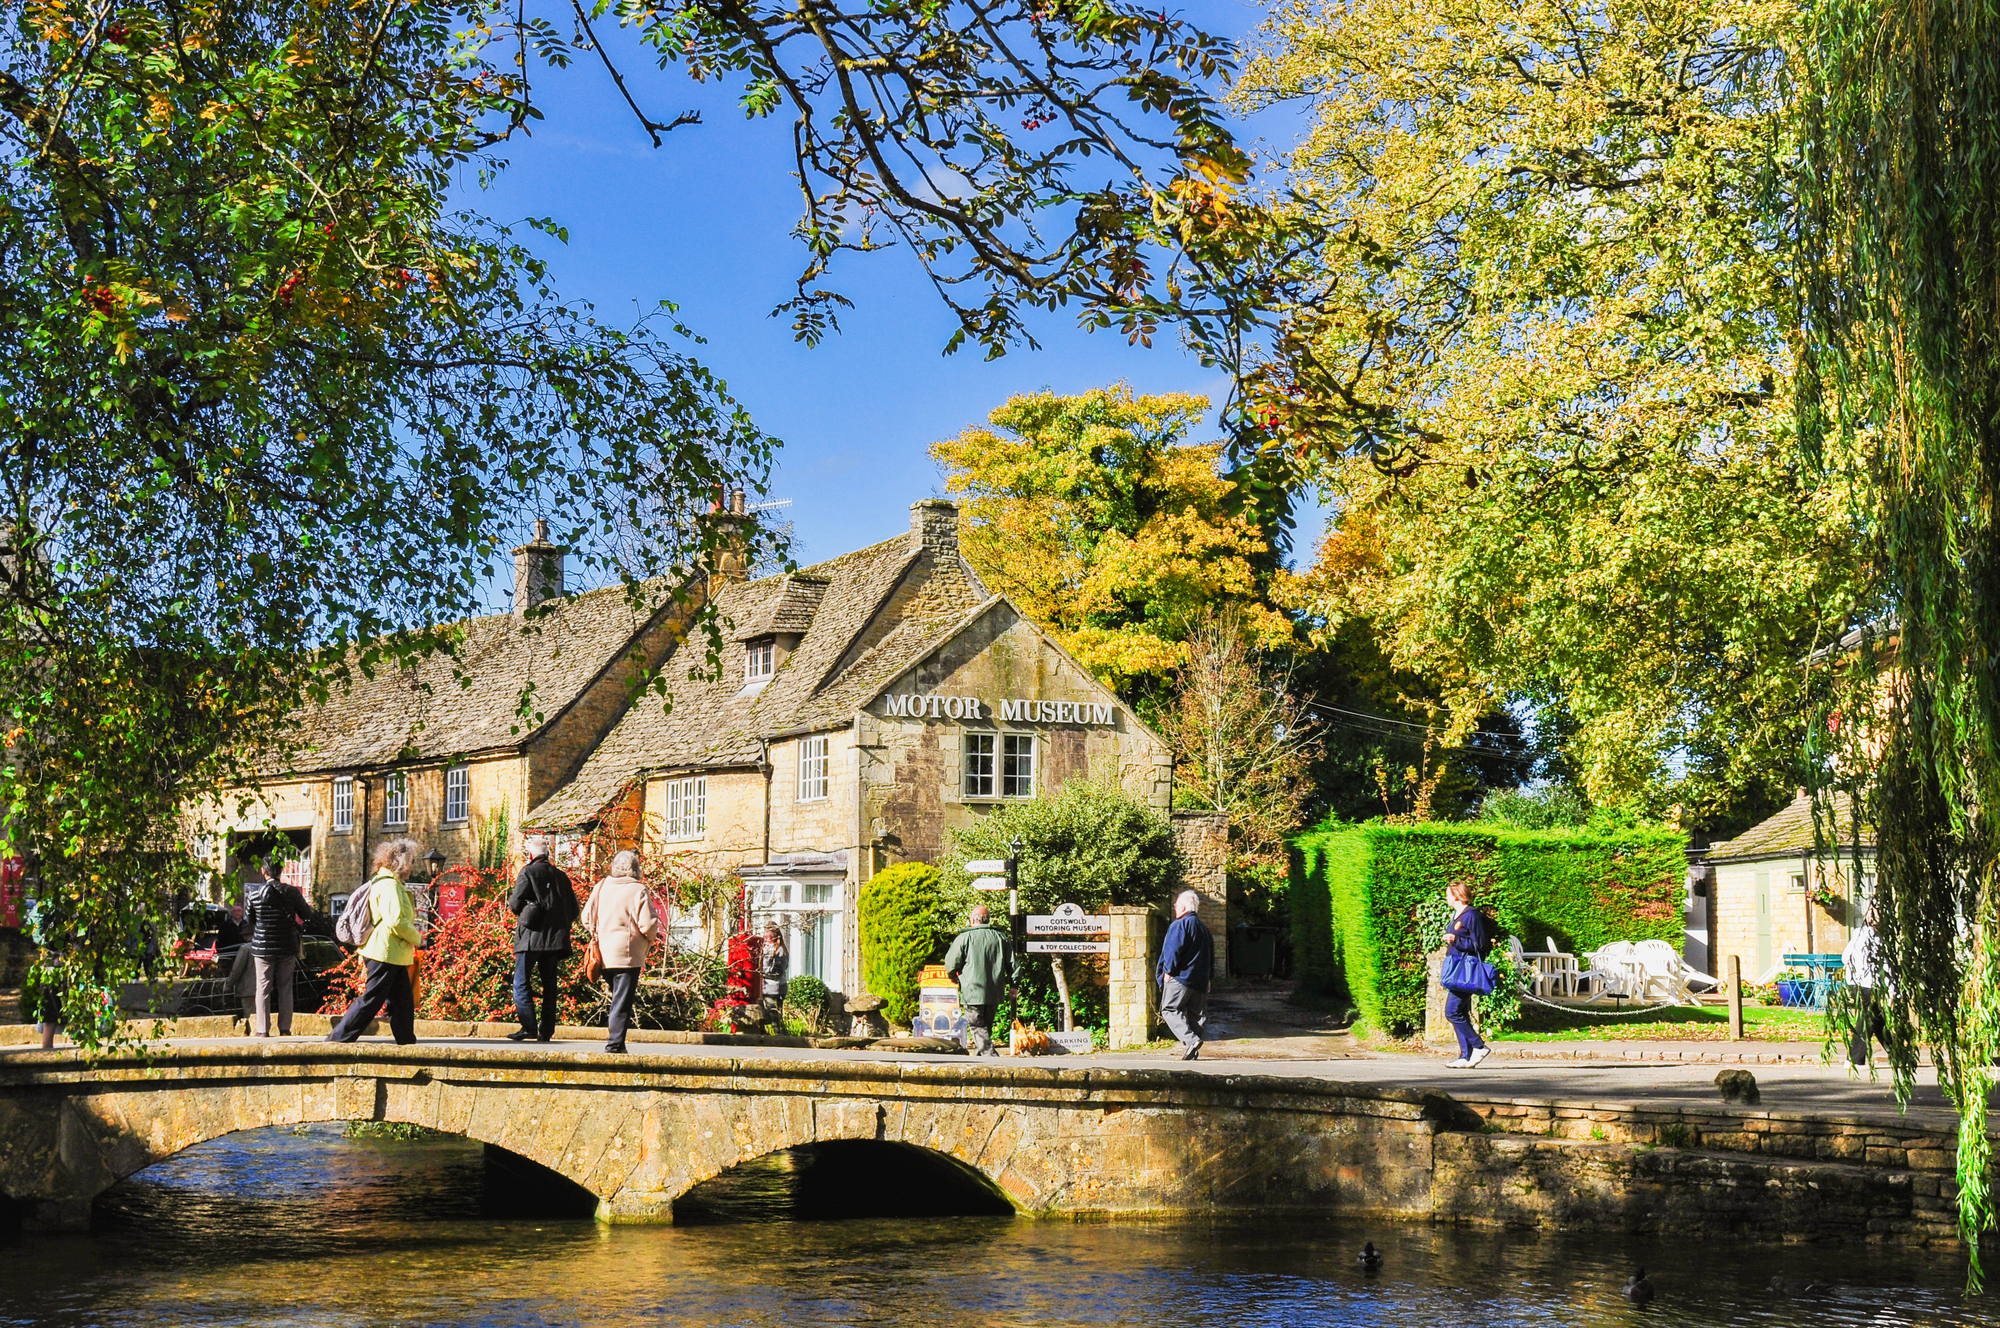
882, 693, 985, 720
1027, 902, 1109, 935
1026, 939, 1111, 954
996, 698, 1113, 725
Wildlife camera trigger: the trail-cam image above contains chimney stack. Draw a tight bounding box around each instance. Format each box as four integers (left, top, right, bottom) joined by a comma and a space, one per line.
910, 498, 960, 561
512, 517, 566, 623
704, 492, 753, 588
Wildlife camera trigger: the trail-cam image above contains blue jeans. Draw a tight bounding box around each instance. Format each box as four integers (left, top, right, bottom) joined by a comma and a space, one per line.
1444, 989, 1485, 1059
514, 952, 563, 1040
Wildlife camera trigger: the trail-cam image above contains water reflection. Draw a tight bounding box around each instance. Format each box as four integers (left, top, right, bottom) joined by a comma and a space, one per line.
0, 1124, 1994, 1327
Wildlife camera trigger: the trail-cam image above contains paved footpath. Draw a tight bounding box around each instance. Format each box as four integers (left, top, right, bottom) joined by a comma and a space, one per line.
4, 1030, 1961, 1130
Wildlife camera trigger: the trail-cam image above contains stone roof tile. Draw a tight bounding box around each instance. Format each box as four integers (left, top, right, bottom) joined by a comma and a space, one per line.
269, 579, 681, 775
528, 523, 988, 829
1706, 791, 1870, 861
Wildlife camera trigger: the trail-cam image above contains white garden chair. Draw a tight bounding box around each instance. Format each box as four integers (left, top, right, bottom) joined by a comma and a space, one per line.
1579, 941, 1639, 1002
1534, 938, 1581, 998
1632, 939, 1697, 1006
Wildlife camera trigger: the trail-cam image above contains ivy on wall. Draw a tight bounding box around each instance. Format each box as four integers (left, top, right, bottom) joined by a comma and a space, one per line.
1292, 822, 1687, 1030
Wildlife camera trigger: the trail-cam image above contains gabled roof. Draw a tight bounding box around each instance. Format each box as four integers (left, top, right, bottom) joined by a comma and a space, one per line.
1706, 791, 1872, 862
527, 516, 989, 829
266, 580, 685, 776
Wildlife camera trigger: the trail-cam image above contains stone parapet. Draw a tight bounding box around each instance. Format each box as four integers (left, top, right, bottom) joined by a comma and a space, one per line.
1171, 812, 1229, 978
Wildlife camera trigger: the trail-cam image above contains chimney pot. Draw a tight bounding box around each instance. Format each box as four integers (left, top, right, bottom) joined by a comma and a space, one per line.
731, 488, 747, 515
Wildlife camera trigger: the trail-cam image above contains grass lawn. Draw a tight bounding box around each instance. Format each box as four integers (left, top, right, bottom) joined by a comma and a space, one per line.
1495, 1002, 1830, 1043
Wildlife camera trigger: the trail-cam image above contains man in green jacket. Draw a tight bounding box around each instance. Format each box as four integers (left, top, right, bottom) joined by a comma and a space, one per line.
944, 904, 1018, 1057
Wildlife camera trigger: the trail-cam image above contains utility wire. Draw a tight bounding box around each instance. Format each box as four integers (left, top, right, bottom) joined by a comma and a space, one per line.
1299, 700, 1542, 766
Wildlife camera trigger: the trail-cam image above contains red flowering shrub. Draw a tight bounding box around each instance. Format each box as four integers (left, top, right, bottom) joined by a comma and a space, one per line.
326, 856, 727, 1030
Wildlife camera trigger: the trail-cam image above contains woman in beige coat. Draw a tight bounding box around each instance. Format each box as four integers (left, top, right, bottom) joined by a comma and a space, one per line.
582, 850, 659, 1054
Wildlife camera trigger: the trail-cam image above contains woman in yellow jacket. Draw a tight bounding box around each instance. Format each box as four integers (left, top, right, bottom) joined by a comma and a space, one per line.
327, 839, 424, 1044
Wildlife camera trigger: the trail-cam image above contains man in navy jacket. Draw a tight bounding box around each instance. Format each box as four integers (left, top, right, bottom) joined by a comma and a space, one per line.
1157, 890, 1214, 1060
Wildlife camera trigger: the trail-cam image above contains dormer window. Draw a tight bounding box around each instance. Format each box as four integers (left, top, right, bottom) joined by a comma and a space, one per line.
745, 639, 775, 684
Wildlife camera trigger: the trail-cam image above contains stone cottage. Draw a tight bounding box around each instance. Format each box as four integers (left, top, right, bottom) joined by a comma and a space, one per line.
189, 513, 737, 903
1701, 791, 1873, 982
524, 500, 1191, 1002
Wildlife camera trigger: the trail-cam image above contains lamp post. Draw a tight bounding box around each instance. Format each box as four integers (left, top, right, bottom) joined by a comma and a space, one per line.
422, 848, 446, 880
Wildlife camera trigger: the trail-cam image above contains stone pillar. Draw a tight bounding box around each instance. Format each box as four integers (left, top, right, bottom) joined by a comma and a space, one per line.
1171, 811, 1230, 978
1109, 905, 1164, 1049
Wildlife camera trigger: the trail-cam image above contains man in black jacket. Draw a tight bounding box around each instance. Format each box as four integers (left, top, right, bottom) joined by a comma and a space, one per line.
507, 835, 578, 1042
246, 859, 313, 1037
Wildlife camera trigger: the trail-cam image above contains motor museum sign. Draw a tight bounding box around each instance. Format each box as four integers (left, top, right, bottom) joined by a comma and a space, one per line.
879, 692, 1115, 725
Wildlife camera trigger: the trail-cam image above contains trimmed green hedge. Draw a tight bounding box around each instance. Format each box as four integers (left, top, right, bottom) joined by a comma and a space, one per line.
1291, 821, 1687, 1031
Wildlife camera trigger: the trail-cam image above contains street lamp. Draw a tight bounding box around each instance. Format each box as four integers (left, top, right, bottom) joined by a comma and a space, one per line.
423, 848, 446, 880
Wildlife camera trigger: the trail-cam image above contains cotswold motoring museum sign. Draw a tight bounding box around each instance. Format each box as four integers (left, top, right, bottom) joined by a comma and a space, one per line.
880, 693, 1115, 724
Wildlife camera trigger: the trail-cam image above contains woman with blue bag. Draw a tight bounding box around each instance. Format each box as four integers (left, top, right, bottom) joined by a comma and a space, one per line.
1440, 881, 1498, 1068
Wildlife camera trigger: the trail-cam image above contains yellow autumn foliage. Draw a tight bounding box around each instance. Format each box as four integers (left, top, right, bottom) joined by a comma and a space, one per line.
1237, 0, 1865, 811
934, 386, 1293, 689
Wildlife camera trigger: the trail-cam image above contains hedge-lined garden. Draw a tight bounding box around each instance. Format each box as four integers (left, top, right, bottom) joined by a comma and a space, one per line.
1291, 821, 1687, 1032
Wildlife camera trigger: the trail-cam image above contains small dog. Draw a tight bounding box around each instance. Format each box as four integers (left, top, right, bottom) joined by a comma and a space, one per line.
1715, 1068, 1760, 1104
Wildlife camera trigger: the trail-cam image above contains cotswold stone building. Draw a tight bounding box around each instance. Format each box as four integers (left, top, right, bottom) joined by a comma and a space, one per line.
198, 499, 1193, 1002
526, 500, 1178, 1000
1701, 791, 1872, 983
191, 517, 728, 900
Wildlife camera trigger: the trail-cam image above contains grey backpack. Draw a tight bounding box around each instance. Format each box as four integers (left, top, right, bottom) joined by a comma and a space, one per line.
335, 887, 373, 948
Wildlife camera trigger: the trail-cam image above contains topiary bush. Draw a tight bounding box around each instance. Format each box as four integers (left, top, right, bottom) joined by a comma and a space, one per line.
1292, 820, 1686, 1033
858, 862, 950, 1026
784, 974, 831, 1033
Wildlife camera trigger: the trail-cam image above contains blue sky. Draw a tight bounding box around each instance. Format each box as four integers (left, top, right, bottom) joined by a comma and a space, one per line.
467, 0, 1326, 580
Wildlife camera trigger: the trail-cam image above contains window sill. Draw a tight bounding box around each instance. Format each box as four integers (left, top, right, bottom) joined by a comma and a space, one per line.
796, 796, 829, 805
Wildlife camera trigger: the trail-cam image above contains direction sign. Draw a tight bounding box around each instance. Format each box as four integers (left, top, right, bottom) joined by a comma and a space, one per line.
964, 859, 1010, 875
1026, 939, 1111, 954
971, 876, 1010, 892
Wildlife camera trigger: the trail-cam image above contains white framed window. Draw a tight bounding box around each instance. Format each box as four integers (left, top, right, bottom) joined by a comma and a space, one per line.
445, 765, 470, 823
332, 778, 354, 833
753, 878, 843, 985
1788, 871, 1807, 895
664, 776, 707, 840
798, 735, 829, 802
745, 640, 775, 683
666, 899, 706, 952
1002, 734, 1035, 798
964, 733, 995, 798
384, 772, 409, 828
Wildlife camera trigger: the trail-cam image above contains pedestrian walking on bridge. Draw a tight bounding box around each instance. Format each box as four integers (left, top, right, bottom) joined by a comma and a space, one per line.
944, 904, 1016, 1056
326, 839, 423, 1045
1158, 890, 1213, 1061
247, 858, 312, 1037
582, 850, 658, 1055
507, 835, 579, 1043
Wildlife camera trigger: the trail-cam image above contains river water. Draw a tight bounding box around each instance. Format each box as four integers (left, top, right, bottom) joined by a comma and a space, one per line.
3, 1123, 1998, 1327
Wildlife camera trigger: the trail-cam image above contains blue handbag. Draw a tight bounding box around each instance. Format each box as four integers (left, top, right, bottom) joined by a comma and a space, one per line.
1441, 948, 1497, 995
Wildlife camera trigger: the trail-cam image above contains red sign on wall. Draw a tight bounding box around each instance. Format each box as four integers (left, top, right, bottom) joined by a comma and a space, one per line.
434, 882, 467, 925
0, 857, 23, 929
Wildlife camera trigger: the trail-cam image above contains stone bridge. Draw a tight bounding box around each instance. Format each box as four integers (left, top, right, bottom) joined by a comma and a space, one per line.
0, 1044, 1456, 1228
0, 1044, 1967, 1243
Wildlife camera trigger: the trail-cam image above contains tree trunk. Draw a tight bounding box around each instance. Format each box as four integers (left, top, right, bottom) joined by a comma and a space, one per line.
1051, 956, 1073, 1031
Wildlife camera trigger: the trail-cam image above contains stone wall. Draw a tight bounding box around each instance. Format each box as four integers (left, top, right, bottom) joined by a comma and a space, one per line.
857, 605, 1174, 875
1170, 811, 1228, 978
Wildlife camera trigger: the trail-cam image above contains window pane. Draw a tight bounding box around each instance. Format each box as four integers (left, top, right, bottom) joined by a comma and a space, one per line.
333, 779, 353, 832
965, 733, 994, 798
446, 767, 469, 822
1003, 735, 1035, 797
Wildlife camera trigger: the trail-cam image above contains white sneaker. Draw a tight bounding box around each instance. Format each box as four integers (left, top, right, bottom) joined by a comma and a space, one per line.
1467, 1047, 1491, 1068
1446, 1057, 1470, 1068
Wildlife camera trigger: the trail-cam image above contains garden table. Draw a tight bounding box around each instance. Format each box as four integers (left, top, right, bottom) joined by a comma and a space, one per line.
1781, 952, 1843, 1012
